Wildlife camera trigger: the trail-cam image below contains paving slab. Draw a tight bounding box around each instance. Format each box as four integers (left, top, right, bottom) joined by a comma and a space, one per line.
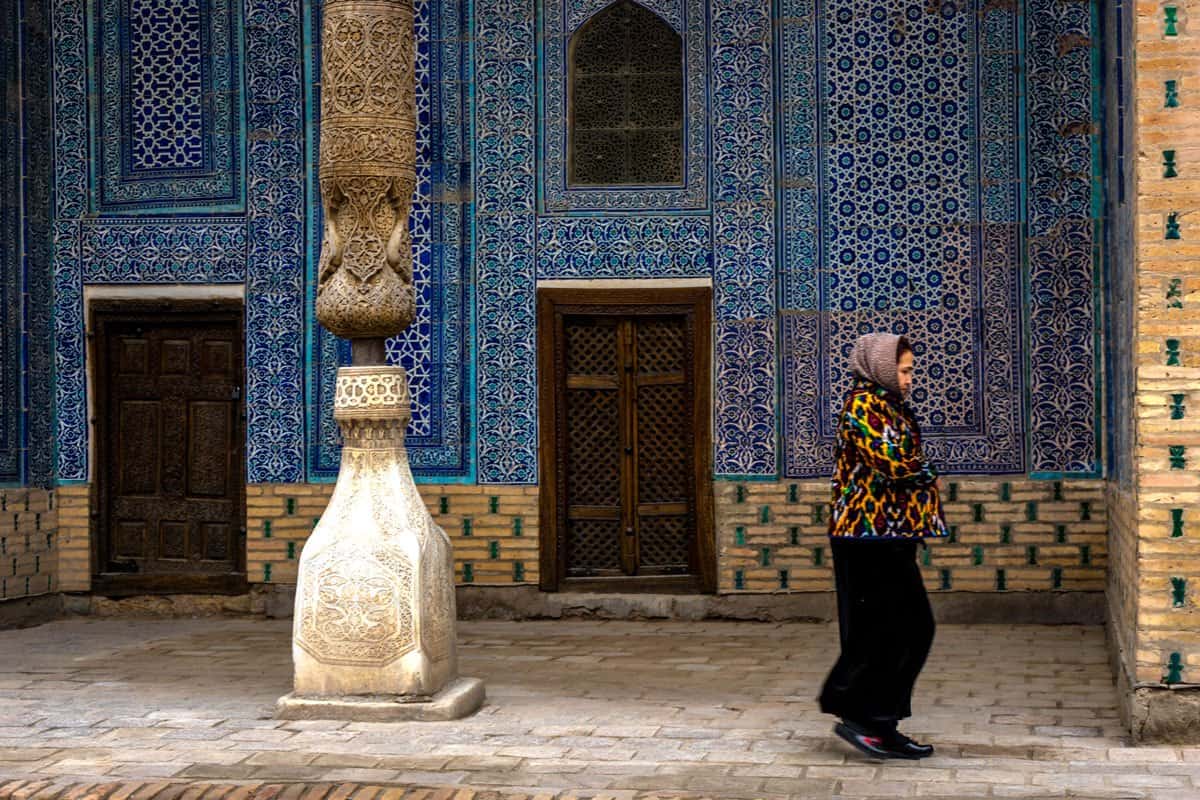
0, 618, 1195, 799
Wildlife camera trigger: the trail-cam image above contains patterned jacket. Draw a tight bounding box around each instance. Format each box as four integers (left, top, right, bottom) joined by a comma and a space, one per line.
828, 378, 949, 540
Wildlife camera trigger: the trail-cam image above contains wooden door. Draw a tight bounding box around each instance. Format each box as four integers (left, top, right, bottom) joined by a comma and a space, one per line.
538, 287, 715, 592
93, 301, 246, 595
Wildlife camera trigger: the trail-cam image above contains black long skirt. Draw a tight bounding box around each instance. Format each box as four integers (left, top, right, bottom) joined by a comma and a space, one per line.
817, 537, 936, 731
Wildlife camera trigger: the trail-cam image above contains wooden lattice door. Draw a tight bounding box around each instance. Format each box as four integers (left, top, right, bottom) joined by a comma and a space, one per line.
538, 287, 715, 592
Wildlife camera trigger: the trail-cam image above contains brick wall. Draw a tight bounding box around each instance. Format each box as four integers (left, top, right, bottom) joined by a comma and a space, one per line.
0, 488, 56, 600
717, 479, 1107, 593
55, 485, 90, 592
1107, 483, 1139, 688
247, 479, 1106, 596
1133, 0, 1200, 693
247, 484, 540, 586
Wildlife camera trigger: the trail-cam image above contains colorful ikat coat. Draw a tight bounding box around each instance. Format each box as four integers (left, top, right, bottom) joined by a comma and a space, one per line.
828, 379, 949, 540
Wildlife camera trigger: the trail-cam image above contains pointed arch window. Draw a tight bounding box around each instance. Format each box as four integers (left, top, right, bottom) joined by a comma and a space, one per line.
568, 0, 684, 186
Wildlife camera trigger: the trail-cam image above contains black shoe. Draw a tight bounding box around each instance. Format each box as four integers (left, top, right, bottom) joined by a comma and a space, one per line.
884, 730, 934, 759
833, 720, 893, 759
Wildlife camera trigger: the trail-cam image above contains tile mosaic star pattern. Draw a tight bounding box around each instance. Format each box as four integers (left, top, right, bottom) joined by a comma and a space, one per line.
782, 0, 1026, 476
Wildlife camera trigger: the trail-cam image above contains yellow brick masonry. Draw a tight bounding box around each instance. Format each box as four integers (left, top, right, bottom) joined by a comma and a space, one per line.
1133, 0, 1200, 686
716, 479, 1107, 593
0, 488, 57, 600
246, 484, 540, 586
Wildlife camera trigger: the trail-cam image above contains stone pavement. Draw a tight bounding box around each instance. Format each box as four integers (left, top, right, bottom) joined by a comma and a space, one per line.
0, 617, 1196, 800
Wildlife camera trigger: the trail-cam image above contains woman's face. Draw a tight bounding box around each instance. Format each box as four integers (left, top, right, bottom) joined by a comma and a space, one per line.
897, 350, 914, 397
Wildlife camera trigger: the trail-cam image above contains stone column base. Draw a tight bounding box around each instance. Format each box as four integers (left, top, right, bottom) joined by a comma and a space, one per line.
276, 676, 485, 722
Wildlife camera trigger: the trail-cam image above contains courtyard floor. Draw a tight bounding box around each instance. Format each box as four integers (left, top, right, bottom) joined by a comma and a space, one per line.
0, 617, 1195, 800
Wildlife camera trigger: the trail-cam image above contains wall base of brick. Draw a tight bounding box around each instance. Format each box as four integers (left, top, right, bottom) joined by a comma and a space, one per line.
0, 592, 62, 630
251, 585, 1104, 624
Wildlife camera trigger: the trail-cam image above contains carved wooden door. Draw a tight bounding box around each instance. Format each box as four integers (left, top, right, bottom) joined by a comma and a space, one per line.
558, 313, 697, 582
94, 302, 246, 595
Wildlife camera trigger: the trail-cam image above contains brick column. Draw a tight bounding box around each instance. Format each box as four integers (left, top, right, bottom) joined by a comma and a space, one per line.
1125, 0, 1200, 741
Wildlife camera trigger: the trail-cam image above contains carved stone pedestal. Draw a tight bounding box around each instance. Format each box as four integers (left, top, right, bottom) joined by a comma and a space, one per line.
276, 366, 484, 721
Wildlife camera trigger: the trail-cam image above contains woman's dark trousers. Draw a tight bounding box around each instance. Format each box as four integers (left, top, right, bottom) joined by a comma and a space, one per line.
818, 538, 935, 732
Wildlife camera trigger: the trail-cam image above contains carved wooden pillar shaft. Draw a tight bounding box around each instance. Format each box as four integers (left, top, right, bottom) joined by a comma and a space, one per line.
316, 0, 417, 343
279, 0, 483, 720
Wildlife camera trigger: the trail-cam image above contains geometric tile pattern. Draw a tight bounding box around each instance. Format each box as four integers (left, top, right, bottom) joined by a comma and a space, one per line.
781, 0, 1026, 476
540, 0, 708, 212
93, 0, 243, 212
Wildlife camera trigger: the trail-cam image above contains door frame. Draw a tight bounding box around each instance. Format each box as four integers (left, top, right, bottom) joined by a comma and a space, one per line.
536, 285, 715, 593
90, 298, 248, 596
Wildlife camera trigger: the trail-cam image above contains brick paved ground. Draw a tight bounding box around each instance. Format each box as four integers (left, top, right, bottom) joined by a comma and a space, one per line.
0, 618, 1195, 799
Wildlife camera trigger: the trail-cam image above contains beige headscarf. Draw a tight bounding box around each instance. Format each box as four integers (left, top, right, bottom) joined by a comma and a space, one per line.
849, 333, 907, 395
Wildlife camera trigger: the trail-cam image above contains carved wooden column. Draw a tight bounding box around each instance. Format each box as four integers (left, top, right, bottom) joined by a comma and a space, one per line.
276, 0, 484, 721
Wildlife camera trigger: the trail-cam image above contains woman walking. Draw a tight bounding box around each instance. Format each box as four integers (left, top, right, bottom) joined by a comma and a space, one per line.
818, 332, 948, 760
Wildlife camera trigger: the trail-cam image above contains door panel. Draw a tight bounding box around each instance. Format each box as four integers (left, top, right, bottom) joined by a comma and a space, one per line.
94, 303, 246, 594
556, 309, 697, 583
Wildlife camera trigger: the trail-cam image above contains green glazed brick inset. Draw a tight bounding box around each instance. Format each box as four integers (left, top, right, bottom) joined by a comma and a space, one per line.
1027, 545, 1038, 565
1000, 482, 1011, 501
1056, 524, 1067, 544
1165, 652, 1185, 684
1172, 577, 1187, 607
439, 496, 449, 514
287, 542, 296, 560
735, 485, 746, 503
972, 504, 984, 522
734, 569, 745, 590
760, 547, 771, 567
734, 526, 746, 546
779, 569, 789, 589
972, 545, 983, 566
263, 520, 272, 538
921, 546, 931, 567
1167, 79, 1181, 108
463, 563, 474, 583
1080, 501, 1092, 521
789, 527, 800, 546
940, 569, 951, 590
1166, 5, 1180, 35
489, 541, 500, 559
1167, 338, 1182, 366
813, 546, 824, 566
1172, 394, 1186, 420
759, 506, 770, 524
1000, 525, 1011, 544
787, 484, 798, 503
1165, 150, 1180, 179
1080, 545, 1091, 565
1172, 509, 1185, 538
996, 569, 1007, 591
1168, 277, 1184, 307
1170, 445, 1187, 470
286, 498, 295, 515
1167, 212, 1183, 240
1052, 567, 1063, 589
263, 563, 272, 582
462, 518, 473, 536
948, 483, 958, 501
813, 504, 826, 524
948, 526, 958, 543
513, 517, 524, 536
513, 562, 525, 582
489, 496, 499, 514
